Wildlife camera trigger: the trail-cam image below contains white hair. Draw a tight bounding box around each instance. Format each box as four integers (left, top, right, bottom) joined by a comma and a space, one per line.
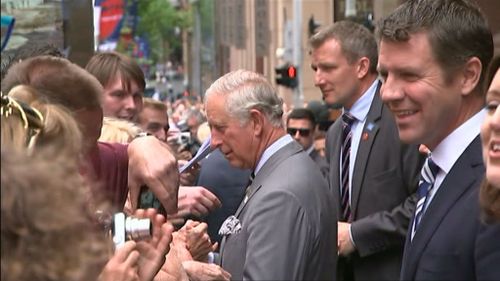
204, 69, 284, 127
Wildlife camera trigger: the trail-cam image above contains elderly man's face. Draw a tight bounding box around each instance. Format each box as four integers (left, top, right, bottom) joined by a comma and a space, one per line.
378, 32, 465, 150
206, 94, 256, 169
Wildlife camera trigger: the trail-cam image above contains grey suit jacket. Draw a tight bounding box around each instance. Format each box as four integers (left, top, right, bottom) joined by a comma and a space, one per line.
220, 141, 337, 280
325, 84, 424, 280
310, 148, 329, 179
400, 136, 500, 280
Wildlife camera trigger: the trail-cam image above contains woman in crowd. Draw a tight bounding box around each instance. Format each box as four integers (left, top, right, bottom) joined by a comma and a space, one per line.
481, 55, 500, 222
1, 87, 173, 281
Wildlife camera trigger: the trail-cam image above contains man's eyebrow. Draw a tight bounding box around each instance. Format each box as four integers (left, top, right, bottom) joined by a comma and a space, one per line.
486, 90, 500, 100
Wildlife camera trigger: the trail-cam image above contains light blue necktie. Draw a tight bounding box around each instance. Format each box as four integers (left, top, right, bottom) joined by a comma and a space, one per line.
411, 156, 439, 240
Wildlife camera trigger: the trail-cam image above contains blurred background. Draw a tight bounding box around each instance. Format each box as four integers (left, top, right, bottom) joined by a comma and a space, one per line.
2, 0, 500, 112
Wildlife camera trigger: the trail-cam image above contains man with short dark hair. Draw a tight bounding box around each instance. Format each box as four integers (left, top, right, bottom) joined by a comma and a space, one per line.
86, 51, 145, 122
310, 20, 423, 280
286, 107, 329, 178
138, 97, 170, 142
377, 0, 500, 279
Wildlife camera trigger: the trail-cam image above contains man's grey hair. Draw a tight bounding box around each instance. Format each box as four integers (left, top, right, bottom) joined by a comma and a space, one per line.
186, 108, 206, 125
204, 69, 284, 127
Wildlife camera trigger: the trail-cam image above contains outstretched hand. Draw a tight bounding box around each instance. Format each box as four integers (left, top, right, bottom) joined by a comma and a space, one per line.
128, 136, 179, 214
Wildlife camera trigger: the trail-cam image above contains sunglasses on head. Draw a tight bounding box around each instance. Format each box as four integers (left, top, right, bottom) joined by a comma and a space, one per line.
287, 128, 311, 137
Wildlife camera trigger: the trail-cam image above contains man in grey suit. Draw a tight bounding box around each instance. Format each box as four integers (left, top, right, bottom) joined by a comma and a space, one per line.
377, 0, 500, 279
286, 107, 329, 178
309, 21, 423, 280
204, 69, 337, 280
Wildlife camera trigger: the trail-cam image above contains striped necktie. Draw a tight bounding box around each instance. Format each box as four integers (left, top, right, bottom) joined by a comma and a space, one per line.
340, 112, 355, 222
411, 156, 439, 240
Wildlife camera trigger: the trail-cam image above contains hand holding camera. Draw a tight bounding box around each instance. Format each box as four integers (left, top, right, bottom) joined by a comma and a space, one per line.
112, 212, 152, 248
102, 209, 174, 281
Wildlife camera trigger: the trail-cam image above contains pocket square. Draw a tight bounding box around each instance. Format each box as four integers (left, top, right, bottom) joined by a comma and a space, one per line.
219, 215, 242, 236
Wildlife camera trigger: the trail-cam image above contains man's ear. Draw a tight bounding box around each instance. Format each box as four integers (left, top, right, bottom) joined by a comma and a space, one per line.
356, 57, 370, 79
249, 109, 264, 136
460, 57, 482, 96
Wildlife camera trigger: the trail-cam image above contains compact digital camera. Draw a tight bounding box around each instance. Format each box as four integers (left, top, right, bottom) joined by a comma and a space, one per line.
112, 212, 152, 248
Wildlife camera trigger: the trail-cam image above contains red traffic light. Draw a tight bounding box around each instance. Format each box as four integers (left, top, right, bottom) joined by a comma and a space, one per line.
287, 66, 296, 78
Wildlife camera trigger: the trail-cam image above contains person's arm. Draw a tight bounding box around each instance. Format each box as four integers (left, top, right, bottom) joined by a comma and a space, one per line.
99, 241, 140, 281
350, 143, 423, 257
181, 261, 231, 281
127, 136, 179, 214
173, 220, 217, 262
133, 209, 174, 281
168, 186, 222, 225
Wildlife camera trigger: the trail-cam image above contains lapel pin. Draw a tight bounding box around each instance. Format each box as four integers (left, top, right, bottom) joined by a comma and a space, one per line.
366, 122, 375, 131
362, 132, 369, 141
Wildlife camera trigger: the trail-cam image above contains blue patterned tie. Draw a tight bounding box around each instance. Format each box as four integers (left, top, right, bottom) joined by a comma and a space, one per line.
411, 156, 439, 240
340, 112, 355, 222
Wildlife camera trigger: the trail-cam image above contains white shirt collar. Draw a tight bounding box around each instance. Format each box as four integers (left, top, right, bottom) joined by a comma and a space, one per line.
431, 109, 485, 174
344, 79, 379, 123
255, 134, 294, 175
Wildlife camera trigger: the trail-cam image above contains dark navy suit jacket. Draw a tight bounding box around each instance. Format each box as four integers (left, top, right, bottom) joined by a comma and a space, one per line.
400, 136, 500, 280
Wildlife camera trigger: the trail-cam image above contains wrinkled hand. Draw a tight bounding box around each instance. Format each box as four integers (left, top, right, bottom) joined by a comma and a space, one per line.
134, 209, 174, 281
154, 246, 189, 281
169, 186, 221, 223
182, 261, 231, 281
99, 241, 140, 281
128, 136, 179, 214
338, 222, 355, 256
174, 220, 217, 262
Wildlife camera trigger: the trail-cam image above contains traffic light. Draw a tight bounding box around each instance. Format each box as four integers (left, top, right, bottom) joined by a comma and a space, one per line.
275, 64, 298, 88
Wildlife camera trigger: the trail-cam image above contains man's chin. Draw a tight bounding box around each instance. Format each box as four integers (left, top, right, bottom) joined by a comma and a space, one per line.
326, 102, 343, 109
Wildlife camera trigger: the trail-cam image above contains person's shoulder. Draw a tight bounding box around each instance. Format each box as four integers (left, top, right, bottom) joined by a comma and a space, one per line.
98, 142, 128, 161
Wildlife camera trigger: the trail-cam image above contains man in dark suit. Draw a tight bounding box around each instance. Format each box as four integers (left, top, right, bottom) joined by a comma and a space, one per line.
286, 107, 329, 178
377, 0, 500, 279
204, 69, 337, 280
309, 21, 423, 280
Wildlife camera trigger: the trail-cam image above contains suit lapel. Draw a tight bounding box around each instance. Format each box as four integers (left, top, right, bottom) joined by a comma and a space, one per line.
219, 141, 303, 263
351, 83, 383, 214
234, 141, 303, 218
401, 136, 484, 279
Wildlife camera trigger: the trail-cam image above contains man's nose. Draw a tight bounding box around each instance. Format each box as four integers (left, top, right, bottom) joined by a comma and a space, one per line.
313, 69, 324, 87
210, 131, 222, 150
380, 75, 404, 103
293, 131, 301, 139
123, 95, 136, 110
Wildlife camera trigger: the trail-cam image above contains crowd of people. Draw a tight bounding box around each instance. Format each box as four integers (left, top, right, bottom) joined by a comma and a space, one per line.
1, 0, 499, 280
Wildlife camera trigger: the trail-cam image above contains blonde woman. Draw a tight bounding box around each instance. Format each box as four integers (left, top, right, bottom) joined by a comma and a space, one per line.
100, 116, 142, 144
